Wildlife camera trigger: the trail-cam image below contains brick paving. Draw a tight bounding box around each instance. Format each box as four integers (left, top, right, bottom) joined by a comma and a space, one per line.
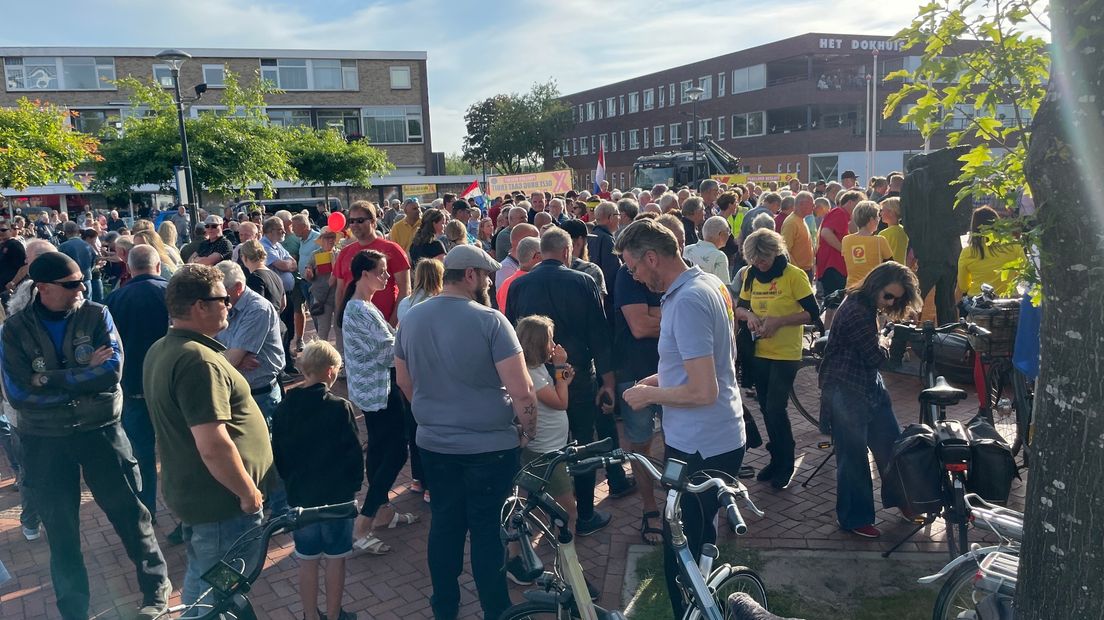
0, 359, 1026, 619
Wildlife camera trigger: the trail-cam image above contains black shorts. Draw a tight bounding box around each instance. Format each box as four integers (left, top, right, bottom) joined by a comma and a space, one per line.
819, 267, 847, 298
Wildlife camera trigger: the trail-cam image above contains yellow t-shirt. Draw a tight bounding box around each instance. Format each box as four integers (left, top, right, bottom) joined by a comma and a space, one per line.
957, 244, 1021, 296
879, 224, 909, 264
842, 233, 894, 287
781, 213, 814, 272
738, 263, 813, 361
389, 218, 419, 252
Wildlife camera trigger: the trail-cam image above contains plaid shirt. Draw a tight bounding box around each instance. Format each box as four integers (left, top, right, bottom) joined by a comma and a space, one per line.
343, 299, 394, 412
818, 295, 889, 399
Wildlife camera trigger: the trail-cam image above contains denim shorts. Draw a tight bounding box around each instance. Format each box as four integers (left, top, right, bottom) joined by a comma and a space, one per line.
292, 517, 354, 559
617, 381, 661, 445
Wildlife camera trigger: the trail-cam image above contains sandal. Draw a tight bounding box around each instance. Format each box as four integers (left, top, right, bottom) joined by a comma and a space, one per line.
640, 511, 662, 545
387, 510, 420, 529
352, 534, 390, 555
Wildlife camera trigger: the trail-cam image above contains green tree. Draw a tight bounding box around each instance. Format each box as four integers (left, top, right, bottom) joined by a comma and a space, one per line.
0, 98, 100, 193
284, 126, 393, 206
462, 81, 575, 174
527, 80, 575, 170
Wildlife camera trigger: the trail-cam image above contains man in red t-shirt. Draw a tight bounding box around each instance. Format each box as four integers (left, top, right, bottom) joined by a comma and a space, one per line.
815, 189, 865, 298
333, 201, 410, 347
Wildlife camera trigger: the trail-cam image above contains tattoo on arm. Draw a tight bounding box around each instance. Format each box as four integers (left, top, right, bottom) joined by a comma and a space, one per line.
524, 403, 536, 419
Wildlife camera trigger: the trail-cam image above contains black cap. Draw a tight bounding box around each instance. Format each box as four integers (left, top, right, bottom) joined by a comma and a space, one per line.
560, 219, 589, 239
841, 170, 857, 179
29, 251, 80, 283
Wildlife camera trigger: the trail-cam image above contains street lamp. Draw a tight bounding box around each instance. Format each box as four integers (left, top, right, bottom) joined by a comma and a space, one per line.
686, 86, 705, 181
156, 49, 201, 226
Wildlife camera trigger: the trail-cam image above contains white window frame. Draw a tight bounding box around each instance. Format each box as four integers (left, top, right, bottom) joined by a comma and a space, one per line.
586, 102, 596, 121
152, 64, 173, 88
389, 66, 411, 90
686, 120, 693, 140
643, 126, 650, 148
600, 134, 608, 150
619, 94, 625, 115
669, 122, 681, 145
628, 91, 639, 113
361, 105, 423, 144
607, 97, 616, 117
202, 64, 226, 87
620, 131, 626, 150
611, 131, 617, 152
572, 137, 578, 155
598, 102, 604, 120
699, 75, 712, 100
730, 64, 767, 95
699, 118, 712, 139
680, 80, 693, 103
669, 83, 675, 105
643, 88, 654, 110
259, 58, 362, 91
628, 129, 640, 150
581, 136, 589, 155
717, 116, 726, 140
265, 108, 313, 128
653, 125, 665, 147
718, 72, 726, 97
731, 111, 766, 138
5, 56, 116, 91
659, 85, 666, 108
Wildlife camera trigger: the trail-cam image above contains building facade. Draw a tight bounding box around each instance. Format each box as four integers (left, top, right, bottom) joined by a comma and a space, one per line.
1, 46, 446, 211
558, 33, 981, 190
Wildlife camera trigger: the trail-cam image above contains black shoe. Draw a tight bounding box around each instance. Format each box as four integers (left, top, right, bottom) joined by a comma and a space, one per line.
770, 464, 796, 490
166, 523, 184, 546
755, 461, 777, 482
607, 476, 637, 499
576, 510, 612, 537
505, 555, 536, 585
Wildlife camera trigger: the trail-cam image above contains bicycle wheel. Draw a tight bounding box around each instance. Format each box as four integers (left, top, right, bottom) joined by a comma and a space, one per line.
712, 568, 769, 615
984, 360, 1021, 454
931, 562, 983, 620
498, 600, 566, 620
789, 359, 821, 430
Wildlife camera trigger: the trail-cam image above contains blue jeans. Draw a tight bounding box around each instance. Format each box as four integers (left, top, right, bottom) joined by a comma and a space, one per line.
825, 377, 902, 530
121, 397, 158, 516
181, 511, 264, 611
253, 384, 289, 516
420, 447, 518, 620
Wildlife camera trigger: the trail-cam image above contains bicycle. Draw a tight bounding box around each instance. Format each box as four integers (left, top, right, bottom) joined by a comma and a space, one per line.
498, 438, 768, 620
921, 493, 1022, 620
788, 325, 826, 430
156, 501, 359, 619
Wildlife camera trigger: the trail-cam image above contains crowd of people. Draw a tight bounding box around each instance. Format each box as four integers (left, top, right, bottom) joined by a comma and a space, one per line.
0, 169, 1026, 619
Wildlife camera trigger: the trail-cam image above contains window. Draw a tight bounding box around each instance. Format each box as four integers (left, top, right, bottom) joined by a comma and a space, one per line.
659, 85, 665, 108
578, 104, 584, 122
628, 129, 640, 150
598, 102, 604, 120
5, 56, 115, 90
152, 64, 173, 87
620, 131, 626, 150
202, 64, 226, 87
572, 138, 578, 155
718, 72, 726, 97
71, 109, 120, 134
669, 122, 681, 144
388, 66, 410, 89
619, 94, 625, 115
643, 127, 650, 148
731, 111, 766, 137
628, 92, 639, 113
699, 75, 713, 100
581, 136, 589, 155
591, 135, 596, 152
611, 131, 617, 152
317, 109, 361, 136
600, 134, 608, 150
643, 88, 654, 110
686, 120, 693, 140
731, 64, 767, 94
361, 106, 424, 143
680, 80, 693, 103
260, 58, 359, 90
669, 83, 675, 105
717, 116, 726, 140
653, 125, 665, 147
586, 102, 596, 121
607, 97, 616, 117
699, 118, 712, 138
266, 108, 312, 128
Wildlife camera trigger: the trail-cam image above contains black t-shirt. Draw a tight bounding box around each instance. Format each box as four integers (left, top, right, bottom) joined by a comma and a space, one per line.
612, 264, 662, 382
409, 240, 446, 264
0, 238, 27, 289
247, 268, 285, 311
194, 236, 233, 261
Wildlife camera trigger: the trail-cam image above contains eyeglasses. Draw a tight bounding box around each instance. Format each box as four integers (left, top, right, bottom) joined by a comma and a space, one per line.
48, 280, 85, 290
882, 292, 901, 302
348, 217, 370, 224
205, 223, 221, 229
199, 295, 232, 307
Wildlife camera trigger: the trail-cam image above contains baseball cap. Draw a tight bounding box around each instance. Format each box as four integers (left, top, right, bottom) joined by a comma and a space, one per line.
443, 245, 501, 272
204, 215, 223, 225
560, 219, 589, 239
841, 170, 857, 180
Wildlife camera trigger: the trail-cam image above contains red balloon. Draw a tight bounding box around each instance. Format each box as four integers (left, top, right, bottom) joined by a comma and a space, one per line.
327, 211, 346, 232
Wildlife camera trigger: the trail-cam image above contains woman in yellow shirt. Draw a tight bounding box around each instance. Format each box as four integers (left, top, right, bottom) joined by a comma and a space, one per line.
842, 201, 894, 288
957, 206, 1022, 297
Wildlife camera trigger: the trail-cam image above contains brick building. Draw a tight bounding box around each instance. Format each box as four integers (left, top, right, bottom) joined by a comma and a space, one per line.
558, 32, 982, 190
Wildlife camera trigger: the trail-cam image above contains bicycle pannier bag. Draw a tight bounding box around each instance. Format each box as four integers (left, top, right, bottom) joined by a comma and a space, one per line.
965, 417, 1018, 504
884, 424, 943, 515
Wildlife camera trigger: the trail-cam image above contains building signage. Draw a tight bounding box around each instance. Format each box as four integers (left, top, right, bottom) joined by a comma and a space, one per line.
402, 183, 437, 195
488, 171, 572, 196
818, 38, 904, 52
712, 173, 800, 186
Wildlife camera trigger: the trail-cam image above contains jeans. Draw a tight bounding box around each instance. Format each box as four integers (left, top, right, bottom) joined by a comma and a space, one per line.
19, 423, 169, 620
121, 397, 158, 516
361, 372, 409, 518
254, 384, 289, 516
181, 510, 264, 611
825, 377, 902, 530
420, 447, 518, 620
753, 358, 801, 472
662, 444, 746, 619
1, 417, 39, 528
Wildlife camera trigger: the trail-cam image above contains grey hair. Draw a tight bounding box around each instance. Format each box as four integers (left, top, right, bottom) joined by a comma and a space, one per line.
614, 218, 679, 259
593, 202, 617, 222
701, 216, 731, 242
539, 226, 572, 255
657, 192, 679, 211
291, 213, 310, 226
682, 196, 705, 217
127, 244, 161, 274
216, 260, 247, 291
751, 212, 776, 231
699, 179, 720, 194
742, 228, 787, 264
517, 236, 542, 263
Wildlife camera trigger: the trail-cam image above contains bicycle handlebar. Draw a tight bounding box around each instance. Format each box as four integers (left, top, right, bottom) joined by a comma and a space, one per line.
294, 501, 359, 527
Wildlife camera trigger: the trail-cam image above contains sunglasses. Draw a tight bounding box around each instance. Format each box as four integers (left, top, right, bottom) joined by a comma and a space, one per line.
49, 280, 85, 290
205, 223, 221, 229
199, 295, 232, 307
348, 217, 370, 224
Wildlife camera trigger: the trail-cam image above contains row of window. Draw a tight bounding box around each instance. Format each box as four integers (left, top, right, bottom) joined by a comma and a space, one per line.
3, 56, 413, 92
556, 111, 767, 157
573, 64, 767, 122
70, 105, 424, 144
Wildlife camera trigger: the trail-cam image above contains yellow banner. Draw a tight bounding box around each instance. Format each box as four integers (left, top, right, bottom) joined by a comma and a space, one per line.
402, 183, 437, 195
488, 171, 572, 196
712, 173, 800, 186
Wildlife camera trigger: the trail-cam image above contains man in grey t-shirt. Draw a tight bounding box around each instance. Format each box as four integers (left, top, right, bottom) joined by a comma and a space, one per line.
617, 219, 746, 619
395, 244, 537, 620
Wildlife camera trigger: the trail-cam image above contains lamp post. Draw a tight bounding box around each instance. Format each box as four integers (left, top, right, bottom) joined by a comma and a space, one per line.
156, 49, 198, 226
685, 86, 705, 181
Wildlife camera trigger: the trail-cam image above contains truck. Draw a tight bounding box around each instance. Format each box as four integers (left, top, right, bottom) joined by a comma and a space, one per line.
631, 138, 741, 189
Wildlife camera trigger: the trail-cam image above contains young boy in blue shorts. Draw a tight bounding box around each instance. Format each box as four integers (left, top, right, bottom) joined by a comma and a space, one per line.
272, 340, 363, 620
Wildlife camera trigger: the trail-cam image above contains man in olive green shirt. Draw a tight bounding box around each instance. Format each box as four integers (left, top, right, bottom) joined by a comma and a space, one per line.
144, 264, 273, 608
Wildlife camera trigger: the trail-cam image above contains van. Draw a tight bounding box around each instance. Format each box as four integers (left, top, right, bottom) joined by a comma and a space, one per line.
232, 197, 342, 226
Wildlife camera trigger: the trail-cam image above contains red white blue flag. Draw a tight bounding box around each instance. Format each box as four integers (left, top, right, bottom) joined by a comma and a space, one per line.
593, 144, 606, 195
461, 179, 485, 210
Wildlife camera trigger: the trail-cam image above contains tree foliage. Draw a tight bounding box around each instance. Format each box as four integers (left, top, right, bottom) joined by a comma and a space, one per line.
284, 126, 393, 201
462, 81, 575, 174
884, 0, 1050, 291
0, 98, 100, 193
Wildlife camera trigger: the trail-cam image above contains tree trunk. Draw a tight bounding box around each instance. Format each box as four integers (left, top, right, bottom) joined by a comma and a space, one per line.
1018, 2, 1104, 618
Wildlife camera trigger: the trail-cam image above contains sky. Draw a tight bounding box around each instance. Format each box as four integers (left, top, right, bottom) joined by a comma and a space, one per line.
1, 0, 927, 154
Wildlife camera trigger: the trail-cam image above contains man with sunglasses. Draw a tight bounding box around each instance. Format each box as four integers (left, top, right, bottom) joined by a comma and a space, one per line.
1, 251, 171, 619
333, 201, 410, 337
190, 215, 234, 267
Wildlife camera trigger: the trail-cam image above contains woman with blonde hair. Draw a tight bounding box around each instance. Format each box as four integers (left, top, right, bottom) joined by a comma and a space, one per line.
133, 229, 180, 279
396, 258, 443, 323
158, 220, 178, 249
442, 220, 467, 252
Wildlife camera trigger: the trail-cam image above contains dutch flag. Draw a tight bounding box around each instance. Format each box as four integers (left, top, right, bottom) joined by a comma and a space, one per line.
593, 144, 606, 195
461, 179, 485, 211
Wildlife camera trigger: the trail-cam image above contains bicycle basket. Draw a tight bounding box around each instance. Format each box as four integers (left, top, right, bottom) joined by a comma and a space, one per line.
968, 299, 1020, 358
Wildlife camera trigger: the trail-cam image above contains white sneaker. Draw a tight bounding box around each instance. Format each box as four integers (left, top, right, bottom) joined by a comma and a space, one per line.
22, 526, 41, 541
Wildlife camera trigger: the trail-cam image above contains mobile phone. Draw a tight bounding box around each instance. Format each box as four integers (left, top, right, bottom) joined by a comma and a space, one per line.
661, 459, 689, 488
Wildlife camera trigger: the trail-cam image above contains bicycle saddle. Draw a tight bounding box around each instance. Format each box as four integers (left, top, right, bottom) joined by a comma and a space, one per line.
919, 376, 968, 406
